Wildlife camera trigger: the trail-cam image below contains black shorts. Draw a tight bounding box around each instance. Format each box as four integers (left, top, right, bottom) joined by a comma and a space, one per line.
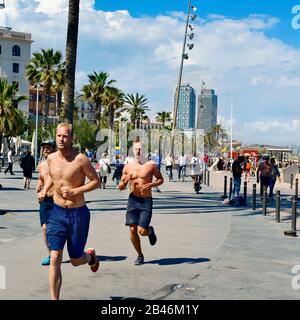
126, 194, 153, 229
39, 197, 54, 226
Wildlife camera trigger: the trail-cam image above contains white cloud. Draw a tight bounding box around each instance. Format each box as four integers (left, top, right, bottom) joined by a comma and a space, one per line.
2, 1, 300, 146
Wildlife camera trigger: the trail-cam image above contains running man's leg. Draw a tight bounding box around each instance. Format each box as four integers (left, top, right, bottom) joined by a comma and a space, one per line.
42, 223, 50, 254
67, 205, 99, 272
129, 224, 143, 255
49, 250, 63, 300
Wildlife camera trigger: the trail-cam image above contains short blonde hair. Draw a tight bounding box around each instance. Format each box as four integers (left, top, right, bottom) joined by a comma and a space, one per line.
57, 122, 73, 136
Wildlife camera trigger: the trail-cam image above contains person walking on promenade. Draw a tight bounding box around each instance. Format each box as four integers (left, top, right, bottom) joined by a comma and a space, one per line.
178, 153, 187, 181
269, 158, 281, 200
112, 154, 124, 187
98, 152, 111, 189
165, 154, 173, 181
243, 156, 251, 182
20, 149, 35, 189
118, 141, 164, 265
38, 122, 100, 300
231, 155, 245, 200
36, 140, 55, 266
4, 147, 15, 175
257, 155, 271, 198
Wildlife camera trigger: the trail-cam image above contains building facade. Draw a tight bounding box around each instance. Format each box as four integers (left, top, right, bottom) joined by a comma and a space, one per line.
175, 84, 196, 130
196, 88, 218, 134
75, 93, 96, 124
0, 27, 32, 113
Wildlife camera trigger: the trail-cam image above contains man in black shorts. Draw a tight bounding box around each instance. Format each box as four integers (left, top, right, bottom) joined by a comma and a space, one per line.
118, 141, 164, 265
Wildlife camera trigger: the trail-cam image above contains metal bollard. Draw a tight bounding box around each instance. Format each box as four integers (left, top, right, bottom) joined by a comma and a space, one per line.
243, 181, 247, 206
262, 186, 267, 216
296, 178, 299, 200
276, 190, 280, 223
204, 170, 207, 185
291, 174, 294, 190
221, 176, 228, 199
252, 184, 256, 211
207, 171, 210, 187
229, 177, 233, 200
284, 196, 298, 237
292, 196, 297, 233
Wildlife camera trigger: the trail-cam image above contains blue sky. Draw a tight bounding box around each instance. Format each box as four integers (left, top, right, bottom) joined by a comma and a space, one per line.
2, 0, 300, 147
96, 0, 300, 47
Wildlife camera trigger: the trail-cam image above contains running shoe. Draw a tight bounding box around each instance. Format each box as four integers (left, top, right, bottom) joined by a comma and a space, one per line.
41, 255, 51, 266
134, 254, 144, 265
148, 226, 157, 246
87, 248, 100, 272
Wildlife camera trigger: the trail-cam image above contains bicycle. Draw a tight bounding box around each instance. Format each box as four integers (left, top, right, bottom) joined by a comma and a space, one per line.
193, 174, 203, 194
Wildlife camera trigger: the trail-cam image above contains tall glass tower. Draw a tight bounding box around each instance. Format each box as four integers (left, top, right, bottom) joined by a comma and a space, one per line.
196, 88, 218, 133
175, 84, 196, 130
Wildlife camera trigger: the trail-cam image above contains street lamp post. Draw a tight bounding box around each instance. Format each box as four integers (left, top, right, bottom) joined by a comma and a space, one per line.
230, 90, 233, 160
35, 84, 40, 166
171, 0, 197, 158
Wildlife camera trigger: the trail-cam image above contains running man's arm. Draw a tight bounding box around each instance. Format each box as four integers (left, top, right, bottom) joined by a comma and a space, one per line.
118, 165, 130, 191
64, 154, 100, 197
36, 163, 44, 193
140, 162, 164, 192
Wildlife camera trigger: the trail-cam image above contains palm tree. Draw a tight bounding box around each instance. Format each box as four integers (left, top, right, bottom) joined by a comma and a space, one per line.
204, 132, 218, 153
81, 71, 116, 130
103, 87, 124, 131
0, 80, 27, 152
64, 0, 80, 125
212, 124, 228, 148
26, 48, 64, 133
123, 93, 150, 129
155, 111, 172, 127
53, 63, 65, 122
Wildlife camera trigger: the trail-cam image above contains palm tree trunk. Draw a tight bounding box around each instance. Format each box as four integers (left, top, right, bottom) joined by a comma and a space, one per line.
56, 91, 63, 123
42, 83, 51, 138
109, 106, 114, 132
96, 99, 102, 130
64, 0, 80, 125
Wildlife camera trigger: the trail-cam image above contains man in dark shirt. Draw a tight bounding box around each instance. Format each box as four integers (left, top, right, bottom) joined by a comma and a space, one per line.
231, 155, 245, 200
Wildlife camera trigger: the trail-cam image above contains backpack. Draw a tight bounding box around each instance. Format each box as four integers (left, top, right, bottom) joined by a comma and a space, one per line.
245, 161, 251, 171
103, 161, 111, 174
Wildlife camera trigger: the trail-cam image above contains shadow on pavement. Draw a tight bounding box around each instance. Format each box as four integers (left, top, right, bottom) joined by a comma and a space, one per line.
63, 255, 127, 264
145, 257, 210, 265
110, 296, 145, 300
0, 187, 26, 191
99, 255, 127, 262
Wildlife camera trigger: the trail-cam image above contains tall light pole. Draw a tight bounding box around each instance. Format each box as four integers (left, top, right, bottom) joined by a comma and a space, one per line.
35, 84, 40, 166
230, 89, 233, 160
171, 0, 197, 158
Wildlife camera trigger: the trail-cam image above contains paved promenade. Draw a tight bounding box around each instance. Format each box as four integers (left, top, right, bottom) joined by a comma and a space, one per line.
0, 166, 300, 300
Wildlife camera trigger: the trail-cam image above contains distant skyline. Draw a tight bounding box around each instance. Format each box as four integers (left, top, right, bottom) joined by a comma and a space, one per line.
0, 0, 299, 147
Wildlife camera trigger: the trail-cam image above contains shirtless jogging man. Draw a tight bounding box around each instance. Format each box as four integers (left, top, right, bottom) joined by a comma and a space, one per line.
118, 141, 164, 265
36, 140, 55, 266
38, 122, 100, 300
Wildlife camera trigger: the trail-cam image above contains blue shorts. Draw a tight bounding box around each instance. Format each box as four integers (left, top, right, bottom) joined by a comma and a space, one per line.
46, 204, 90, 259
126, 194, 153, 229
39, 197, 54, 226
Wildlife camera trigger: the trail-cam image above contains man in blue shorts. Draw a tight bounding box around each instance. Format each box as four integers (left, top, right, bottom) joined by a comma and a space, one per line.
38, 123, 100, 300
118, 141, 164, 265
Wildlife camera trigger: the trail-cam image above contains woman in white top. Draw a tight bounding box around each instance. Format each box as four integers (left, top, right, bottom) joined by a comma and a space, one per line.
164, 154, 173, 181
98, 153, 111, 189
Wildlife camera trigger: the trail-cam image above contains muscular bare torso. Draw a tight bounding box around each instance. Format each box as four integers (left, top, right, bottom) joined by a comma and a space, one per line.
48, 151, 86, 208
124, 160, 158, 197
